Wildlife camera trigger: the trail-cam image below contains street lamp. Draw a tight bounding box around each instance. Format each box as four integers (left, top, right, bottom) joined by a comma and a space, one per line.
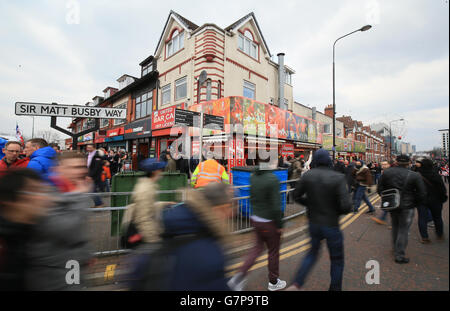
332, 25, 372, 160
389, 118, 404, 162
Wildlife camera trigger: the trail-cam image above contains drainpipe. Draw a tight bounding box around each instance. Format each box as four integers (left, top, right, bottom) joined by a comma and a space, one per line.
277, 53, 285, 110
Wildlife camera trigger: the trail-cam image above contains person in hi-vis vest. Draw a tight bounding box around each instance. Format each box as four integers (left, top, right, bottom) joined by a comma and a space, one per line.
191, 151, 230, 188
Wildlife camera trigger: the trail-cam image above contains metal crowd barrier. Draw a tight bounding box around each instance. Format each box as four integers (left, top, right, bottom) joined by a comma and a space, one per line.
86, 179, 305, 257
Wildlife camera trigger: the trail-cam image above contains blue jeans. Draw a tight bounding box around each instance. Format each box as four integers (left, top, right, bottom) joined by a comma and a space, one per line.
294, 223, 344, 291
92, 181, 104, 206
390, 208, 415, 259
417, 204, 444, 239
353, 186, 375, 212
374, 173, 381, 185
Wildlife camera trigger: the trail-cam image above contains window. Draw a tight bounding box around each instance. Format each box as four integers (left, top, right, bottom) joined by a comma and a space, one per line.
175, 76, 187, 101
166, 30, 184, 58
238, 31, 258, 60
135, 90, 153, 119
162, 84, 171, 105
285, 72, 292, 85
218, 81, 222, 98
323, 124, 331, 134
114, 103, 127, 125
206, 79, 212, 101
142, 63, 153, 76
243, 80, 255, 99
101, 118, 109, 128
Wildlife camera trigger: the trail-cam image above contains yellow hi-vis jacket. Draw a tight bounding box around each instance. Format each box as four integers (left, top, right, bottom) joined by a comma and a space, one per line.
190, 159, 230, 188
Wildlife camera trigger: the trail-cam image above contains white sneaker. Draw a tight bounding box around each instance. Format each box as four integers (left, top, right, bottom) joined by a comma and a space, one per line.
268, 279, 287, 291
227, 272, 247, 291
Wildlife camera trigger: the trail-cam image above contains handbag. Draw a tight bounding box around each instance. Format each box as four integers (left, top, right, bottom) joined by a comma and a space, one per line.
380, 171, 410, 212
120, 204, 143, 249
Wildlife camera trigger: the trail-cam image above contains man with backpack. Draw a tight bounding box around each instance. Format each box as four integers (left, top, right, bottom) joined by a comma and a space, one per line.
377, 154, 426, 264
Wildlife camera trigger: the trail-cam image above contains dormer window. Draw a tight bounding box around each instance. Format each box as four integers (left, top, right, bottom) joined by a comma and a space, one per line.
166, 29, 184, 58
142, 63, 153, 76
238, 30, 258, 60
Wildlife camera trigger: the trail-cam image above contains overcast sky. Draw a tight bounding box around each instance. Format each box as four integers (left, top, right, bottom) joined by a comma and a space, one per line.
0, 0, 448, 151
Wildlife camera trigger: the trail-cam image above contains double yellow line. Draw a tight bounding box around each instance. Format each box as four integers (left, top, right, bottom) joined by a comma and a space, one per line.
225, 196, 380, 277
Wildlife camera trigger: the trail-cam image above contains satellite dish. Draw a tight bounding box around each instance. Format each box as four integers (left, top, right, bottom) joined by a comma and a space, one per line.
199, 70, 208, 85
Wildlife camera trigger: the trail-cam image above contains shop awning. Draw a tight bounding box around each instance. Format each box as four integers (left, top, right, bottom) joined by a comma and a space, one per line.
245, 136, 286, 144
202, 134, 232, 143
152, 126, 184, 137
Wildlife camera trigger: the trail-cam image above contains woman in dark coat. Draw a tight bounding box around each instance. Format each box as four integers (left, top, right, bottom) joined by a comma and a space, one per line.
415, 158, 448, 243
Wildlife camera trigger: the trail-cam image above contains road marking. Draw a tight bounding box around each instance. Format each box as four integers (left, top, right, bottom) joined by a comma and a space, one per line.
225, 196, 380, 276
104, 264, 116, 281
224, 198, 374, 272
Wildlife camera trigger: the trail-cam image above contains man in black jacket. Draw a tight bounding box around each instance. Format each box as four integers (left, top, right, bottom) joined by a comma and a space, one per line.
287, 149, 352, 291
86, 143, 104, 208
377, 154, 426, 264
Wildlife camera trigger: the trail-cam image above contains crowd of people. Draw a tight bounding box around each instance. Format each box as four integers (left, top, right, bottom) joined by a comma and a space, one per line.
0, 136, 448, 291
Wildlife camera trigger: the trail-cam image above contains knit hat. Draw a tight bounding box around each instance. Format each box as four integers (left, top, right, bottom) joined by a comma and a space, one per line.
139, 158, 167, 172
396, 154, 410, 164
313, 148, 332, 167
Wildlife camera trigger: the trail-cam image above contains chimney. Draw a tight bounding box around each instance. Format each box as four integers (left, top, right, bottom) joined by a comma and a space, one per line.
324, 104, 333, 118
277, 53, 285, 110
312, 107, 317, 120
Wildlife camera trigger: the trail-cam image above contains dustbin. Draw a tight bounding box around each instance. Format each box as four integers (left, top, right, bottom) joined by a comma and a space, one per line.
157, 172, 188, 202
110, 171, 188, 236
232, 166, 287, 217
110, 171, 146, 236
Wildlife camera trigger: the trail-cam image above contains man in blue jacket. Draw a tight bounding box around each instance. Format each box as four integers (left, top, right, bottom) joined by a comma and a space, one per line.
24, 138, 56, 181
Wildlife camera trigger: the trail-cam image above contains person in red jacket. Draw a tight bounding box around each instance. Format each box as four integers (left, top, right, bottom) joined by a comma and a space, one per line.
0, 141, 29, 172
101, 160, 111, 192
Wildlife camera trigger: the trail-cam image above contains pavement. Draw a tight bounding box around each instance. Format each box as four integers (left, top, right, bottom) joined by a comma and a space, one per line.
227, 185, 449, 291
82, 184, 449, 291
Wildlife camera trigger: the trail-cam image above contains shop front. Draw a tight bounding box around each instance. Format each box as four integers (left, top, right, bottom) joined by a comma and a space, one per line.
124, 117, 152, 170
106, 127, 126, 151
151, 105, 185, 159
94, 133, 108, 149
187, 96, 325, 170
76, 133, 94, 152
322, 134, 366, 162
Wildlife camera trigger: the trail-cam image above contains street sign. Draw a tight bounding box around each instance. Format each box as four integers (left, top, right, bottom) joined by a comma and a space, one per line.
175, 109, 201, 127
204, 114, 224, 130
15, 102, 127, 119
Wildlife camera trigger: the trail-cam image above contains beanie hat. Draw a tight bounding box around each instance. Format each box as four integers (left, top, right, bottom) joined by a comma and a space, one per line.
396, 154, 410, 164
313, 149, 332, 167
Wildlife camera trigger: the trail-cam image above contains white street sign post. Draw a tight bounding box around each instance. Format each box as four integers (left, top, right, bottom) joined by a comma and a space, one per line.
15, 102, 127, 119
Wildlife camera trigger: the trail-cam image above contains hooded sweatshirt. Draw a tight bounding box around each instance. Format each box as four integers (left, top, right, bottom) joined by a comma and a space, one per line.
27, 146, 57, 181
159, 189, 230, 290
417, 159, 448, 205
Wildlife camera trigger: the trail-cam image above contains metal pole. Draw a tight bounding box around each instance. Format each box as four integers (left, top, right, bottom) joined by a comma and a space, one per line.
389, 123, 392, 162
332, 27, 370, 161
32, 116, 35, 138
199, 110, 204, 161
332, 59, 336, 160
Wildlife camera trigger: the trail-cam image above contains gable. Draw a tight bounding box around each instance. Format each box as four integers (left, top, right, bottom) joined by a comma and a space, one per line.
227, 13, 271, 58
154, 11, 197, 58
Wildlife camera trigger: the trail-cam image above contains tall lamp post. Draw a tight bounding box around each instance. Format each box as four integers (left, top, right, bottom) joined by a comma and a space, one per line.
332, 25, 371, 160
389, 118, 404, 162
